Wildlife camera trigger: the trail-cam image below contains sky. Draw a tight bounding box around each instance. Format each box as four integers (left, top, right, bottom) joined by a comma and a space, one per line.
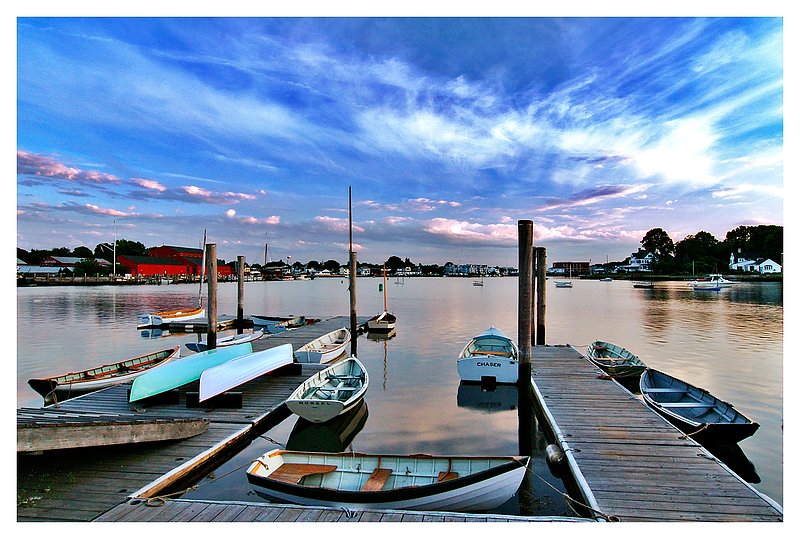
14, 11, 785, 267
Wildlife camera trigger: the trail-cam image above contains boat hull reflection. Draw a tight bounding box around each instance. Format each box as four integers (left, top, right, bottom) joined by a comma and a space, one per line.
286, 400, 369, 453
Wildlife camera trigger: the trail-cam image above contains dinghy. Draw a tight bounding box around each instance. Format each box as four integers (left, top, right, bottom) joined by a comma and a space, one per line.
185, 330, 264, 352
252, 315, 305, 333
640, 368, 759, 445
128, 342, 253, 402
286, 356, 368, 423
294, 327, 350, 364
586, 340, 647, 379
198, 343, 294, 402
138, 306, 205, 328
246, 449, 529, 512
366, 265, 396, 333
457, 326, 519, 384
28, 346, 181, 405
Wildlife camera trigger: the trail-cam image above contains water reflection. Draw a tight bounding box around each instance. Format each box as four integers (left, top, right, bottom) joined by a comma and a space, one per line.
457, 383, 518, 413
705, 443, 761, 484
286, 401, 369, 453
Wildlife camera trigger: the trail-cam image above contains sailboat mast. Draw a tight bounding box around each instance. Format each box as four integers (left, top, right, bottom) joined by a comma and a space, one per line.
199, 228, 207, 307
383, 264, 387, 312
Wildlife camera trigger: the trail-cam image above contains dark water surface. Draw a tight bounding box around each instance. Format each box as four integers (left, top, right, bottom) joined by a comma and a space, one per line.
16, 277, 783, 512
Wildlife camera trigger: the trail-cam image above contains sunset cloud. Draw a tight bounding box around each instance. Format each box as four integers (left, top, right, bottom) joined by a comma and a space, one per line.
17, 151, 121, 185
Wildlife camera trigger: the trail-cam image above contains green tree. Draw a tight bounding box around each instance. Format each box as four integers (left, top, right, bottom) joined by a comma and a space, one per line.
385, 256, 404, 271
72, 246, 94, 259
641, 228, 675, 257
322, 259, 341, 273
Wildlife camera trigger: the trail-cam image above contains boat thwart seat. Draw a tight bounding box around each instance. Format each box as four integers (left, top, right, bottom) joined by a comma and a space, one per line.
362, 468, 393, 492
270, 463, 338, 484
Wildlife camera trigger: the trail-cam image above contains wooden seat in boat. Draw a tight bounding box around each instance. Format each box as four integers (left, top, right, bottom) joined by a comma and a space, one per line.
362, 468, 393, 492
270, 463, 337, 484
437, 471, 459, 482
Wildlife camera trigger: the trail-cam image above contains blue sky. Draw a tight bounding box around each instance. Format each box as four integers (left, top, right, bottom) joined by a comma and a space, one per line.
15, 14, 784, 267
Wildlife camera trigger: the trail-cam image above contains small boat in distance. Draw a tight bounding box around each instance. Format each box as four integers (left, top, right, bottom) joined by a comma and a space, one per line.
246, 449, 529, 512
198, 343, 294, 402
457, 326, 519, 384
586, 341, 647, 380
691, 282, 722, 291
367, 264, 396, 333
640, 368, 759, 446
28, 346, 181, 405
690, 273, 737, 288
129, 342, 253, 402
600, 277, 612, 282
554, 280, 573, 288
138, 306, 205, 328
294, 327, 351, 364
286, 356, 368, 423
633, 281, 654, 289
185, 330, 264, 352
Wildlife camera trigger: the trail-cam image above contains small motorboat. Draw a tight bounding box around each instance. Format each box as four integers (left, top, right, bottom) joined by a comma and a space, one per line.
691, 282, 722, 291
554, 280, 573, 288
457, 326, 519, 384
689, 274, 736, 288
245, 449, 529, 512
286, 356, 368, 423
138, 306, 205, 328
28, 346, 181, 405
294, 328, 351, 364
640, 368, 759, 445
185, 330, 264, 352
586, 340, 647, 380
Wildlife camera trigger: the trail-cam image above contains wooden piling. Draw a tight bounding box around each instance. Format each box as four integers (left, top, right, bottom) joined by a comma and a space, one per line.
517, 220, 533, 385
206, 243, 218, 350
535, 246, 547, 345
237, 255, 245, 333
349, 250, 358, 358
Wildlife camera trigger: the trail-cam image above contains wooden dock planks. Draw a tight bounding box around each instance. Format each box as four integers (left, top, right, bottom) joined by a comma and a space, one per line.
530, 345, 783, 522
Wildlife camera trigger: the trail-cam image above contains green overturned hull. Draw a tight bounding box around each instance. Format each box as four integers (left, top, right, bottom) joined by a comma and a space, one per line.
129, 342, 254, 402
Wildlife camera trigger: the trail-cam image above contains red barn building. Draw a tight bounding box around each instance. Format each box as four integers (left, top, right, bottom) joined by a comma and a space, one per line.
147, 245, 233, 278
117, 255, 191, 277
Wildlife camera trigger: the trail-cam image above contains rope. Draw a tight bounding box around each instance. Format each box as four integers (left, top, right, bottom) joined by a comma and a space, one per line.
522, 461, 619, 522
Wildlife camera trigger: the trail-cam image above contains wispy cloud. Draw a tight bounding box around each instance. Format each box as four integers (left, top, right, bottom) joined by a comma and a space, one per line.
17, 151, 121, 185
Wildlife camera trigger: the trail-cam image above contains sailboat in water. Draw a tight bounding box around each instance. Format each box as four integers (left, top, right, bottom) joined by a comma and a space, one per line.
367, 264, 397, 333
554, 265, 573, 288
137, 229, 208, 328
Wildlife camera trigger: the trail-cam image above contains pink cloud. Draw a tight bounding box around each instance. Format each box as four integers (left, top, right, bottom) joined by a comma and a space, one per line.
423, 217, 517, 244
182, 185, 258, 204
17, 150, 121, 184
315, 216, 365, 233
133, 178, 167, 192
84, 203, 132, 217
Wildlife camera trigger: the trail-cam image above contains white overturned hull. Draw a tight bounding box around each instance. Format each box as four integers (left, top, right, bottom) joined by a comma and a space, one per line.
246, 450, 528, 512
198, 343, 294, 402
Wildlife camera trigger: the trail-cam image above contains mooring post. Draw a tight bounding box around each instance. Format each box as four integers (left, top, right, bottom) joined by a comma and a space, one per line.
518, 220, 534, 385
237, 255, 245, 334
349, 250, 358, 358
536, 246, 547, 345
207, 243, 218, 350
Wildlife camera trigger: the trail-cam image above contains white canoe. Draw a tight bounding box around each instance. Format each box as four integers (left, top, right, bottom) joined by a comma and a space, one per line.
246, 449, 529, 512
294, 327, 350, 363
286, 356, 368, 423
457, 326, 519, 384
138, 306, 205, 328
198, 343, 294, 402
185, 330, 264, 353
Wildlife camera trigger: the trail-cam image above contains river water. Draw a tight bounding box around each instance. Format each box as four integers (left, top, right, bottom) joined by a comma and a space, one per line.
16, 277, 783, 512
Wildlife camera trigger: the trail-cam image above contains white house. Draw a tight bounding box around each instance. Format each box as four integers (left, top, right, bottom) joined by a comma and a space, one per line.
620, 250, 656, 273
729, 253, 782, 274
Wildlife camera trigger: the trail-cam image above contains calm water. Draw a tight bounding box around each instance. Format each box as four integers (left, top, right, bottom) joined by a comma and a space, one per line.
16, 277, 783, 511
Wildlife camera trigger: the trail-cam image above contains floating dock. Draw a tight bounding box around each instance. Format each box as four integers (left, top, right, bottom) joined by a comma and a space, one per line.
17, 323, 782, 522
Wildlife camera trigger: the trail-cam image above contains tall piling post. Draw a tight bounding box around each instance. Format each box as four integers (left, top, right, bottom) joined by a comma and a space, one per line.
517, 220, 534, 385
517, 220, 534, 460
237, 255, 245, 334
349, 250, 358, 358
206, 243, 218, 350
535, 246, 547, 345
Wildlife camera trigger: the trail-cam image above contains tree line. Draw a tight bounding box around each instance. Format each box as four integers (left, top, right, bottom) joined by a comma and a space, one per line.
638, 224, 782, 274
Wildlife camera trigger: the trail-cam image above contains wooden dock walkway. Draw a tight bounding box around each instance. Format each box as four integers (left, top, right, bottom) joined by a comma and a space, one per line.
530, 345, 783, 522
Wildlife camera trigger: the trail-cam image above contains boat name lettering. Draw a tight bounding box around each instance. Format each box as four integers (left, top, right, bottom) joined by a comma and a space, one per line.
477, 362, 502, 368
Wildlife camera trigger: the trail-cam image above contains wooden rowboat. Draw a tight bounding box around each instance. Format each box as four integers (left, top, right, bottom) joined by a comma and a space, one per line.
457, 326, 519, 384
286, 356, 368, 423
185, 330, 264, 352
28, 346, 181, 405
138, 306, 205, 328
586, 340, 647, 379
245, 449, 529, 512
128, 342, 253, 402
640, 368, 759, 446
294, 327, 350, 364
198, 343, 294, 402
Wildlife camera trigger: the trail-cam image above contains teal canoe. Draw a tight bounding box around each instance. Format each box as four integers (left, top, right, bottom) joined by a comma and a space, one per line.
129, 342, 254, 402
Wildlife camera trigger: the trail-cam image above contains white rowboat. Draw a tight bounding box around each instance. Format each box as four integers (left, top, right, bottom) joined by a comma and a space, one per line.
198, 343, 294, 402
286, 356, 368, 423
138, 306, 205, 328
294, 327, 350, 363
246, 449, 529, 512
457, 326, 519, 384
